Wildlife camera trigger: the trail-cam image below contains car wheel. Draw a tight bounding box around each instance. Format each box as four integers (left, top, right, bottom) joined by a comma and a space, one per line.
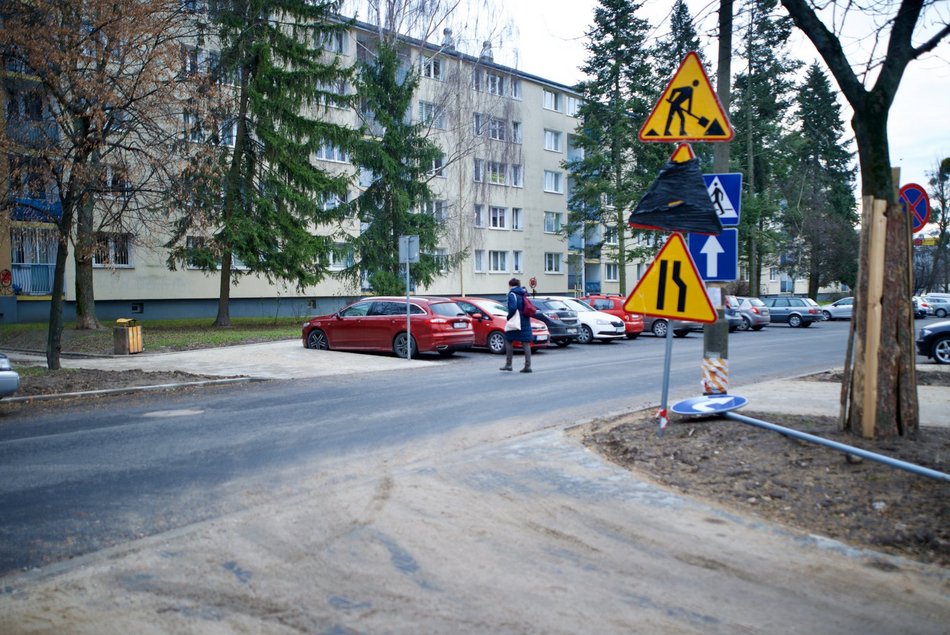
801, 320, 813, 328
822, 310, 833, 321
626, 333, 639, 340
737, 316, 751, 332
577, 325, 594, 344
393, 333, 417, 358
751, 324, 765, 331
651, 320, 668, 338
788, 314, 803, 328
487, 330, 506, 354
674, 329, 690, 338
937, 308, 948, 318
932, 335, 950, 364
438, 349, 455, 357
554, 339, 571, 348
306, 329, 329, 350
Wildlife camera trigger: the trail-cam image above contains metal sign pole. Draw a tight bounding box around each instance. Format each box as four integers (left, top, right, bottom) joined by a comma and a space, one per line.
405, 260, 411, 361
658, 324, 674, 435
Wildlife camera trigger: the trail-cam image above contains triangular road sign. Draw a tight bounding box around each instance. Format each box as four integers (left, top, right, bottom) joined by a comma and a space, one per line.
669, 143, 695, 163
639, 51, 733, 143
624, 233, 717, 323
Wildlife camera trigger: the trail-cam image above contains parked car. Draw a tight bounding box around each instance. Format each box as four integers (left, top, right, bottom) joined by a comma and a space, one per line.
761, 296, 822, 327
579, 294, 645, 339
0, 353, 20, 399
302, 296, 473, 358
916, 319, 950, 364
819, 296, 854, 321
451, 296, 549, 354
525, 297, 580, 347
723, 295, 742, 332
541, 296, 625, 344
735, 296, 770, 331
912, 296, 931, 319
640, 315, 701, 338
924, 295, 950, 318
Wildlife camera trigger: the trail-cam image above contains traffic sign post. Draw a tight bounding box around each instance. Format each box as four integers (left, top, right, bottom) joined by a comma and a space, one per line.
399, 235, 420, 360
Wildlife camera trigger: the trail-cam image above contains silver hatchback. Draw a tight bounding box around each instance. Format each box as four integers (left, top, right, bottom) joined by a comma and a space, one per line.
735, 296, 770, 331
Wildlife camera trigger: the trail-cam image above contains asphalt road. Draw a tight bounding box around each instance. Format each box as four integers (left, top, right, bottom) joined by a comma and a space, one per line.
0, 322, 850, 575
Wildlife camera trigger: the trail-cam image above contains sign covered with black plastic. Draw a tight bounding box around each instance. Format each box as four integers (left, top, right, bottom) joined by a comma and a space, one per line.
628, 158, 723, 235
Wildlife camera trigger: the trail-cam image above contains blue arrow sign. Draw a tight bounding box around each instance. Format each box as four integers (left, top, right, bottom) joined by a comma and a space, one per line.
671, 394, 748, 416
689, 228, 737, 281
703, 173, 742, 227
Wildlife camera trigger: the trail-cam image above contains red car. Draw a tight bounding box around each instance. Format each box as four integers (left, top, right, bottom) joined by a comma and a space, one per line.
579, 294, 645, 339
302, 296, 474, 358
451, 296, 550, 354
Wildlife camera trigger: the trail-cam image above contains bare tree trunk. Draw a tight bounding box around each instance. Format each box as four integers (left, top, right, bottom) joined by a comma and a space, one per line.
214, 251, 233, 327
74, 194, 102, 330
46, 223, 72, 370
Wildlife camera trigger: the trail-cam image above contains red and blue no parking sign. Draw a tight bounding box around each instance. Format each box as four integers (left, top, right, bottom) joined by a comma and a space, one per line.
900, 183, 930, 234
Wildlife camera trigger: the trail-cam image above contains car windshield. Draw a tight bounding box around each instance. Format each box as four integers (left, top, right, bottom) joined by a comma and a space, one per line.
430, 301, 466, 317
564, 298, 594, 312
804, 298, 819, 307
540, 299, 571, 312
485, 301, 509, 317
746, 298, 765, 307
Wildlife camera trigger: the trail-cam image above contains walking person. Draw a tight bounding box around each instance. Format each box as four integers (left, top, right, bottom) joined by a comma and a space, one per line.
500, 278, 532, 373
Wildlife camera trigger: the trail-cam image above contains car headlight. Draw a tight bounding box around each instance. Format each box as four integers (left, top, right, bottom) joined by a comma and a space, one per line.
919, 328, 931, 338
0, 357, 10, 372
595, 318, 609, 325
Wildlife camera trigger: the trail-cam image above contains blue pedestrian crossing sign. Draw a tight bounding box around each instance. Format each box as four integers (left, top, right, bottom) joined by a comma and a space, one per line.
689, 228, 737, 281
703, 173, 742, 227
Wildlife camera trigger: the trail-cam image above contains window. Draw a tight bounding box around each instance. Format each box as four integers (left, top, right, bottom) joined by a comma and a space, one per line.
472, 69, 483, 91
566, 96, 581, 117
473, 112, 486, 136
473, 158, 484, 183
513, 250, 523, 273
425, 199, 448, 221
486, 72, 503, 95
511, 207, 523, 230
510, 164, 523, 188
489, 206, 507, 229
328, 242, 353, 270
421, 56, 443, 80
544, 252, 562, 273
604, 226, 619, 245
543, 89, 561, 111
316, 142, 348, 162
183, 110, 203, 142
474, 249, 485, 272
93, 232, 132, 267
605, 263, 619, 281
489, 250, 508, 272
488, 117, 506, 141
100, 165, 131, 199
544, 129, 562, 152
510, 78, 522, 100
511, 121, 522, 143
219, 118, 237, 147
181, 45, 206, 75
317, 79, 347, 108
429, 154, 446, 177
487, 161, 506, 185
433, 247, 449, 272
318, 31, 346, 54
185, 236, 249, 270
544, 211, 562, 233
473, 203, 486, 227
419, 101, 444, 129
320, 191, 346, 211
544, 170, 563, 193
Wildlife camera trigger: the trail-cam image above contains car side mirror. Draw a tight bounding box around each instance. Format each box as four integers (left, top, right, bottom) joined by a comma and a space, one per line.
335, 311, 344, 320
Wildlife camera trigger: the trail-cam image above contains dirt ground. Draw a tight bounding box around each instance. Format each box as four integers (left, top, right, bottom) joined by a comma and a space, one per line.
10, 364, 950, 566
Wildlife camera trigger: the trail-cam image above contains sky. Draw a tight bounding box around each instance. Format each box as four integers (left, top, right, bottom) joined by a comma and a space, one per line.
492, 0, 950, 207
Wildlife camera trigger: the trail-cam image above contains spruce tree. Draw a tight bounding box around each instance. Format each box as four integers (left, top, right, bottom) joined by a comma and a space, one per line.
567, 0, 664, 295
342, 41, 445, 296
166, 0, 356, 326
782, 63, 858, 296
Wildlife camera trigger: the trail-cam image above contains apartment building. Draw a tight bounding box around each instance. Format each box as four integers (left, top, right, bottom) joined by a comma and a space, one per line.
3, 13, 637, 324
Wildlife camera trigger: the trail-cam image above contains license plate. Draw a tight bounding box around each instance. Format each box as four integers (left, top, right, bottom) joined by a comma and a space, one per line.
453, 322, 468, 329
536, 334, 548, 341
566, 328, 577, 334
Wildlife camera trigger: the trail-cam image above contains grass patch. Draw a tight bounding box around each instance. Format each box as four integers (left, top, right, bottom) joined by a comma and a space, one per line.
0, 317, 303, 355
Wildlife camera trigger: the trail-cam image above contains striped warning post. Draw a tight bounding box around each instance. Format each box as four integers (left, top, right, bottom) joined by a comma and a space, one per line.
702, 357, 728, 395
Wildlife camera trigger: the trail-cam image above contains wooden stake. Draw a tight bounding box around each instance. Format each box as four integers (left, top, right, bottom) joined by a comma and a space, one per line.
862, 197, 887, 438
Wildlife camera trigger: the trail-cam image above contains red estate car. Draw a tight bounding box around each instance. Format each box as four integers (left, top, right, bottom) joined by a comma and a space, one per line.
302, 296, 474, 358
579, 294, 645, 339
451, 296, 550, 354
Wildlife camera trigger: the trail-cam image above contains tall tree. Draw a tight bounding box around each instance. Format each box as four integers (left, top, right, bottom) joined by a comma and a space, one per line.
926, 157, 950, 292
1, 0, 194, 368
165, 0, 357, 326
567, 0, 664, 296
779, 0, 949, 437
342, 39, 445, 295
781, 63, 858, 297
730, 0, 801, 296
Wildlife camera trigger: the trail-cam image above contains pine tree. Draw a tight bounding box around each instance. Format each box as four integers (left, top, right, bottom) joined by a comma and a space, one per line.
341, 40, 445, 295
567, 0, 664, 295
782, 63, 858, 296
165, 0, 357, 326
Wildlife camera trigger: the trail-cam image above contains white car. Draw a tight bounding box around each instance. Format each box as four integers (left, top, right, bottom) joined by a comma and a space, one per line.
540, 296, 626, 344
0, 353, 20, 399
924, 295, 950, 318
819, 296, 854, 321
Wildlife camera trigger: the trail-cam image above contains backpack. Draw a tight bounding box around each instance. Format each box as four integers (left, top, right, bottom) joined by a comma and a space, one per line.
522, 294, 538, 318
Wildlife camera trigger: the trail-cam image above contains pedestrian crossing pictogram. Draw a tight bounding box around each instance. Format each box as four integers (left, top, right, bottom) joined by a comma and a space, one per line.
639, 52, 733, 143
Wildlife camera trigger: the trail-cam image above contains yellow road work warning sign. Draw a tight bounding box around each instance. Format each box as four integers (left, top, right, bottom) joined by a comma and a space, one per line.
624, 232, 717, 323
639, 51, 733, 143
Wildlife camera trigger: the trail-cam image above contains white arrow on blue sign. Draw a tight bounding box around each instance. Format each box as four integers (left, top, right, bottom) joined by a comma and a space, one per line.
671, 394, 748, 415
689, 228, 737, 281
703, 173, 742, 227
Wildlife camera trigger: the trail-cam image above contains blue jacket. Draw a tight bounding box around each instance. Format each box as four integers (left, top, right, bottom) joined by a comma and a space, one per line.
506, 286, 533, 343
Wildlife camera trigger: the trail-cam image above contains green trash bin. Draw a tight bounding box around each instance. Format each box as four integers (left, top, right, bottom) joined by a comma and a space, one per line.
114, 318, 143, 355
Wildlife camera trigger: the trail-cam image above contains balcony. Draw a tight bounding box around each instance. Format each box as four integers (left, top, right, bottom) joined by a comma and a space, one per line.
12, 264, 55, 296
11, 196, 63, 222
5, 118, 59, 147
